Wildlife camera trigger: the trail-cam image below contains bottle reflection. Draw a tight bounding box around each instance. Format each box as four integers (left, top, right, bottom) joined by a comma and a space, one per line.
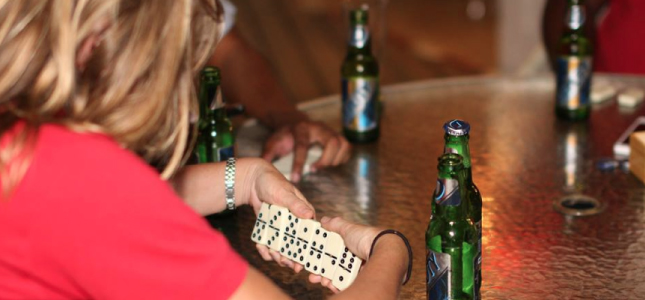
354, 154, 373, 211
561, 122, 588, 192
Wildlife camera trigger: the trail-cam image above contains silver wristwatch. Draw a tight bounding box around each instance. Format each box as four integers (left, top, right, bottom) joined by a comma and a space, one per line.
225, 158, 236, 211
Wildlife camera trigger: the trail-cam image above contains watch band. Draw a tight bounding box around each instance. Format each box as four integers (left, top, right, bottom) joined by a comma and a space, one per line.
225, 158, 236, 211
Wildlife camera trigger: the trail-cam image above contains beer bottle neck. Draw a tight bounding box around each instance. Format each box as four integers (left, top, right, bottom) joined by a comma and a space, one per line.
199, 80, 218, 119
565, 3, 586, 33
444, 134, 472, 169
347, 23, 373, 55
433, 167, 469, 217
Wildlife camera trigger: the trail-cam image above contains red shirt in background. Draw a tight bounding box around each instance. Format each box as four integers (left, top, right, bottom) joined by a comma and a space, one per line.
595, 0, 645, 74
0, 124, 248, 299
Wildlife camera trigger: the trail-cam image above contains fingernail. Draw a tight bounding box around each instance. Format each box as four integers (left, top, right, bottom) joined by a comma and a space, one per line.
321, 216, 330, 223
292, 173, 300, 183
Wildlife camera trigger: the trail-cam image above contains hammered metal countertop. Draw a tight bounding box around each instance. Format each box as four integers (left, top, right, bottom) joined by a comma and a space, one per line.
210, 75, 645, 299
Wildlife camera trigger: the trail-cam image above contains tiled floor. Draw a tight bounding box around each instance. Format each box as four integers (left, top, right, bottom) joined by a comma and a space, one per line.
231, 0, 497, 103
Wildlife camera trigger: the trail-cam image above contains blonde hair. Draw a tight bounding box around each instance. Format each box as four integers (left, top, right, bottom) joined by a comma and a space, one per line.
0, 0, 221, 197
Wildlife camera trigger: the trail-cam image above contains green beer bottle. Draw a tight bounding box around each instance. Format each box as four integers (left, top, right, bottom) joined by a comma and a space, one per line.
341, 8, 380, 143
555, 0, 593, 121
426, 153, 477, 300
443, 120, 482, 299
195, 66, 235, 163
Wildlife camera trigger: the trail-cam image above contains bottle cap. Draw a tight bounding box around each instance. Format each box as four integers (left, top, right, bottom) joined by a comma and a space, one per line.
443, 119, 470, 136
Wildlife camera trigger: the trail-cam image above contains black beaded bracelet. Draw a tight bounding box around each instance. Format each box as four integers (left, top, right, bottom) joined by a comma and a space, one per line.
368, 229, 413, 286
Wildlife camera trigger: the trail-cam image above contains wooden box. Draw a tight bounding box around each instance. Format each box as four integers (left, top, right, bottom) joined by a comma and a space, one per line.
630, 131, 645, 183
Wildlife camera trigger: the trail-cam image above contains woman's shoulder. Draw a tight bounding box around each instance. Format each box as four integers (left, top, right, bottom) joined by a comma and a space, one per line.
36, 123, 156, 174
15, 123, 167, 202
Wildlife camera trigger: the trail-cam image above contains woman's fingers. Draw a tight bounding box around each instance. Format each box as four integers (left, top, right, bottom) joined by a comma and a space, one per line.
256, 244, 273, 261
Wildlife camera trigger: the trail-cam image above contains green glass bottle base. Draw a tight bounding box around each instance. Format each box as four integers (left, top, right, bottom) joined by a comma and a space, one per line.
555, 105, 590, 121
344, 128, 379, 144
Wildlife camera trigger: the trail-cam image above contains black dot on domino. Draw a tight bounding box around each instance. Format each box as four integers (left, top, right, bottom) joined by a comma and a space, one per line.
252, 233, 256, 238
314, 266, 318, 271
296, 241, 300, 247
259, 213, 263, 218
351, 258, 355, 263
300, 256, 305, 262
316, 229, 320, 235
332, 260, 336, 265
286, 243, 289, 249
317, 254, 321, 259
310, 250, 314, 256
298, 249, 302, 254
281, 247, 284, 253
288, 251, 292, 256
312, 241, 317, 247
339, 276, 344, 282
274, 216, 277, 221
290, 239, 294, 245
292, 230, 296, 235
349, 264, 353, 269
319, 245, 323, 250
295, 219, 299, 223
283, 236, 287, 242
278, 211, 282, 216
262, 224, 265, 229
268, 240, 272, 245
306, 262, 310, 267
323, 232, 327, 238
322, 268, 325, 274
275, 232, 279, 237
341, 259, 345, 264
343, 253, 347, 258
304, 228, 308, 233
345, 247, 348, 252
288, 215, 291, 220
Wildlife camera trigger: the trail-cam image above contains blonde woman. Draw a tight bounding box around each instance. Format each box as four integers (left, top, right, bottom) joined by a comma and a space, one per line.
0, 1, 410, 299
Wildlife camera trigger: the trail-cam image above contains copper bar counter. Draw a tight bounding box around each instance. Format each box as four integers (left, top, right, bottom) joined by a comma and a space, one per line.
211, 75, 645, 299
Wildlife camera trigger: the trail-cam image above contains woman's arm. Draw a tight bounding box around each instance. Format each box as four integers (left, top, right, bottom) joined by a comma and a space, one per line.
329, 235, 408, 300
169, 157, 314, 218
169, 159, 252, 216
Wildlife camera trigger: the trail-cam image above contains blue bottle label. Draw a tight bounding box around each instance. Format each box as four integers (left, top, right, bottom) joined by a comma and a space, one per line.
427, 250, 451, 300
556, 56, 592, 109
434, 178, 461, 206
217, 146, 234, 162
342, 78, 378, 132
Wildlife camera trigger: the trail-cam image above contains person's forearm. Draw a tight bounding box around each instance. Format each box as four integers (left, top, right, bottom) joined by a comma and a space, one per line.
330, 235, 408, 300
168, 158, 258, 215
210, 29, 308, 129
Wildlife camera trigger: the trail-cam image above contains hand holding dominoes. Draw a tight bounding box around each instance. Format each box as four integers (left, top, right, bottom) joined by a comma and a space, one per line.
251, 203, 364, 291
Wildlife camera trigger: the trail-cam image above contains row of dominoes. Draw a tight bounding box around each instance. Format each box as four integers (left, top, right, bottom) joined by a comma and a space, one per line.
251, 203, 363, 291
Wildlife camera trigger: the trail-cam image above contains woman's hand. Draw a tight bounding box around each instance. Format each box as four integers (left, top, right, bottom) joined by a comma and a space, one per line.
241, 158, 316, 272
307, 217, 382, 293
